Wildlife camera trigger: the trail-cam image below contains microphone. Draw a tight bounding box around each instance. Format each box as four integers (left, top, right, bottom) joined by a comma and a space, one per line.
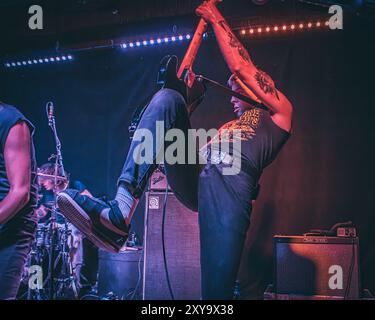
46, 102, 54, 126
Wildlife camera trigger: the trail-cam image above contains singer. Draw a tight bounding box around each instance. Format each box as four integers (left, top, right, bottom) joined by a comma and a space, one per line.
0, 101, 38, 299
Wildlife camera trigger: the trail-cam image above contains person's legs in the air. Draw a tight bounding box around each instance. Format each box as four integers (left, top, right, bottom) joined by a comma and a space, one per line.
57, 88, 200, 252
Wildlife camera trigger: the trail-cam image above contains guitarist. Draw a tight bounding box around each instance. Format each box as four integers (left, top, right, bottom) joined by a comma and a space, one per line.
194, 1, 293, 299
0, 102, 38, 299
58, 1, 293, 299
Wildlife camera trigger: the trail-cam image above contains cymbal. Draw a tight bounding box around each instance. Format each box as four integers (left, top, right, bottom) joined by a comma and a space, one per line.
37, 172, 69, 181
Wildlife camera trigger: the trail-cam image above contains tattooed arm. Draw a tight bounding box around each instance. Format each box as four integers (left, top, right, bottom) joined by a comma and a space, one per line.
196, 2, 292, 131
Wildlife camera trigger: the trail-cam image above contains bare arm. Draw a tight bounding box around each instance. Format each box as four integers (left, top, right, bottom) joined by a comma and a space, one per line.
80, 189, 93, 197
196, 3, 293, 130
0, 122, 32, 224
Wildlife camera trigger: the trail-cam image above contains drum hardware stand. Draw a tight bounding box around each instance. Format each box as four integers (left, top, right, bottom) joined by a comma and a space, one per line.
44, 102, 78, 299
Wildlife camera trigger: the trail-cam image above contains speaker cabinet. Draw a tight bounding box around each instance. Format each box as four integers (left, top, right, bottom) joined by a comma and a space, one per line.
98, 249, 143, 300
274, 236, 361, 299
143, 192, 201, 300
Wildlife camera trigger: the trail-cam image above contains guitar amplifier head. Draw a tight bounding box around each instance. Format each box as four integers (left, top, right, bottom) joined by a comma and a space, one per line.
149, 167, 170, 191
274, 235, 361, 299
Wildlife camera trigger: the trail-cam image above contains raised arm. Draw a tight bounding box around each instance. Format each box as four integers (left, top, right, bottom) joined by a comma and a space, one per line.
0, 122, 32, 224
196, 2, 293, 130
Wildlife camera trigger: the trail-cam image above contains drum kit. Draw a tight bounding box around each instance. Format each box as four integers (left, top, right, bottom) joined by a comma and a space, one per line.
19, 171, 81, 300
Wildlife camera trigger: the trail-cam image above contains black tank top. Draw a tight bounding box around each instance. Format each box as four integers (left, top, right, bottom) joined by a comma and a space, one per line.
204, 108, 291, 178
0, 103, 38, 221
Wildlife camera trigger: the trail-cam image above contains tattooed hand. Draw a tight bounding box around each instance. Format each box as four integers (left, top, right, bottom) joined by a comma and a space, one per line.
196, 1, 221, 23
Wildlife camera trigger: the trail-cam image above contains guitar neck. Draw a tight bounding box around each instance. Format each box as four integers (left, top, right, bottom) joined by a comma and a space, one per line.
196, 75, 269, 111
177, 18, 207, 80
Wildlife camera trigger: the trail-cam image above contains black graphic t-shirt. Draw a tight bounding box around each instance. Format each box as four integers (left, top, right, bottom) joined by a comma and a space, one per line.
0, 103, 38, 221
202, 108, 291, 178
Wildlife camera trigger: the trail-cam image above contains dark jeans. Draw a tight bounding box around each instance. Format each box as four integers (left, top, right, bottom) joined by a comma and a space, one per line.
119, 88, 256, 299
0, 214, 36, 300
79, 238, 98, 294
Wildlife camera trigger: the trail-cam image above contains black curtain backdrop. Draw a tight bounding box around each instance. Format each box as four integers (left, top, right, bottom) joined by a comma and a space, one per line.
1, 19, 374, 299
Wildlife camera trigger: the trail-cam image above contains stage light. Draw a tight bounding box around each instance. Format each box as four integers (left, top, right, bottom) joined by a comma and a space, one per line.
4, 54, 74, 69
237, 18, 332, 39
119, 32, 198, 53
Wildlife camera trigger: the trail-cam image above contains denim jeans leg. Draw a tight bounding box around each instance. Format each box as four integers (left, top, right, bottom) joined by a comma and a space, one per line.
0, 219, 36, 300
198, 163, 254, 300
118, 88, 200, 211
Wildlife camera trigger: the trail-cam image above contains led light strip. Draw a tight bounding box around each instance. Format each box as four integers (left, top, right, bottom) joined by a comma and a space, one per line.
239, 20, 329, 36
120, 33, 210, 49
4, 54, 74, 69
3, 19, 332, 68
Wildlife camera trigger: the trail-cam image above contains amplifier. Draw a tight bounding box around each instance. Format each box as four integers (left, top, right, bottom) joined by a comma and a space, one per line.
274, 235, 361, 299
98, 249, 143, 300
143, 192, 201, 300
149, 167, 170, 191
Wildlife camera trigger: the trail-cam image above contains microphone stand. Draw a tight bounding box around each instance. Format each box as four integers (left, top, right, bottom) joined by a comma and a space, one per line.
46, 102, 66, 299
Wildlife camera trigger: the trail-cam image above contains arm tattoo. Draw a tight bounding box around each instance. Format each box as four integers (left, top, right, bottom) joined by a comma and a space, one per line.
218, 20, 252, 63
255, 70, 280, 100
